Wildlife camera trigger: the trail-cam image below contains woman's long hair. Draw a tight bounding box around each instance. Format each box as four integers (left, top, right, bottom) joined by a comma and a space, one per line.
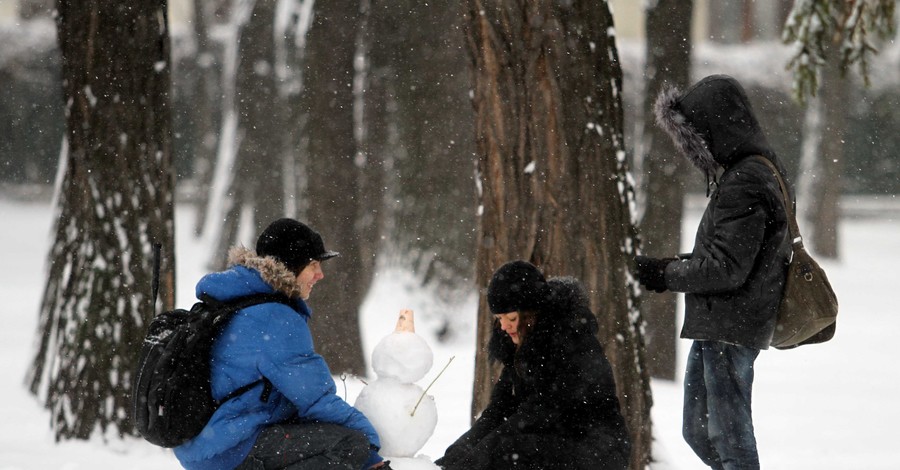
512, 309, 539, 376
515, 310, 538, 346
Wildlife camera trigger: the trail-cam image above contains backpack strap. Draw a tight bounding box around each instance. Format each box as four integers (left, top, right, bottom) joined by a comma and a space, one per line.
202, 292, 295, 405
751, 156, 803, 249
200, 292, 294, 312
219, 378, 271, 405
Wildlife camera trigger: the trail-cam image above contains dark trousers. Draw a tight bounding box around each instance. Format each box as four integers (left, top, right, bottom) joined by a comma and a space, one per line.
438, 431, 628, 470
683, 340, 761, 470
235, 422, 369, 470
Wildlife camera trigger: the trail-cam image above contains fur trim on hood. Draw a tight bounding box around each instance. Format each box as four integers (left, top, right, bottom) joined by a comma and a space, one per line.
227, 246, 304, 299
654, 85, 718, 176
655, 75, 774, 180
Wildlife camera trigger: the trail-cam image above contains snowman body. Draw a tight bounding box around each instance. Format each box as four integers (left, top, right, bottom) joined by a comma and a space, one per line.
355, 314, 440, 469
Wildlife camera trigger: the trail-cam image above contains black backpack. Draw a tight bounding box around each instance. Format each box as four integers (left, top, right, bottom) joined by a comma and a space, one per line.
132, 292, 293, 448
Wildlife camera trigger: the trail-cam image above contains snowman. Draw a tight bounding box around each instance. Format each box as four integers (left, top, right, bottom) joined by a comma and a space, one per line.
355, 309, 441, 470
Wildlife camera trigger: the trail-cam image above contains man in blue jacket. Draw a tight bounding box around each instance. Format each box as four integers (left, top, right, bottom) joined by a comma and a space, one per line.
174, 218, 387, 470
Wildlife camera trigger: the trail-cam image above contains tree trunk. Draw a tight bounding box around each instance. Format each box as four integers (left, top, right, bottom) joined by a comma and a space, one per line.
236, 0, 287, 236
639, 0, 693, 381
28, 0, 175, 440
190, 0, 222, 235
799, 39, 845, 259
464, 2, 651, 468
368, 1, 477, 296
356, 0, 387, 286
302, 1, 371, 376
207, 0, 288, 270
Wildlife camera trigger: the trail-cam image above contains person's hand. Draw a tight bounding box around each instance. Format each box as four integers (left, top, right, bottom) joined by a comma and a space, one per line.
370, 460, 392, 469
634, 256, 675, 293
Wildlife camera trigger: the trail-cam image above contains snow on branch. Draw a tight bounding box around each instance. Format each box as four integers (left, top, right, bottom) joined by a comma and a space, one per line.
783, 0, 897, 104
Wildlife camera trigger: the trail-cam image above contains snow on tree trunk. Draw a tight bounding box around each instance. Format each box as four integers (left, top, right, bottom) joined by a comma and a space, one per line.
464, 2, 651, 468
638, 0, 693, 382
28, 0, 175, 440
201, 2, 246, 267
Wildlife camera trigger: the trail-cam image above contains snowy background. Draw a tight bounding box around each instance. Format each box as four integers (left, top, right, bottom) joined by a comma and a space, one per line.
2, 195, 899, 469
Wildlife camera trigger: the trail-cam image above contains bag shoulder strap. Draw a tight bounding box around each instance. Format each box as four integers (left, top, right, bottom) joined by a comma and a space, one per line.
751, 155, 803, 248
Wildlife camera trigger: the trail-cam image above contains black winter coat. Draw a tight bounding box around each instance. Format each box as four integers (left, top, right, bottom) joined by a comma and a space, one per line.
436, 278, 630, 470
655, 74, 793, 349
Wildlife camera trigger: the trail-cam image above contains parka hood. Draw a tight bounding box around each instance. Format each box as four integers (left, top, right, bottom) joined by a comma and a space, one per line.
655, 74, 775, 176
195, 246, 305, 301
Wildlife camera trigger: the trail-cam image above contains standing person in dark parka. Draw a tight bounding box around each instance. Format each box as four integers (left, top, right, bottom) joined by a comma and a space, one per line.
436, 261, 631, 470
634, 75, 793, 469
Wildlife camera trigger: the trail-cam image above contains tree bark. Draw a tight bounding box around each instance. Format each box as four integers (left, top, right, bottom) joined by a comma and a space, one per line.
301, 1, 371, 376
464, 1, 651, 467
28, 0, 175, 440
639, 0, 693, 381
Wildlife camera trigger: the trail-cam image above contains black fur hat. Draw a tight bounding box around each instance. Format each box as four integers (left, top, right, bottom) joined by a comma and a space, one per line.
487, 260, 548, 314
256, 218, 339, 274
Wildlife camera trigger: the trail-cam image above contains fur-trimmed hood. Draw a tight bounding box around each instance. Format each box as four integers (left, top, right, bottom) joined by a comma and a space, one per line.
194, 246, 305, 302
227, 246, 305, 298
489, 277, 600, 367
654, 74, 775, 177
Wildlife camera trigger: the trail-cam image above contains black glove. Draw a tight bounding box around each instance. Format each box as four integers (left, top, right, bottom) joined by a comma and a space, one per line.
634, 256, 675, 293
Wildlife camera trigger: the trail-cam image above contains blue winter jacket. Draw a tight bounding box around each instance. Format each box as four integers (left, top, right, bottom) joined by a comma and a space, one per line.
173, 247, 381, 470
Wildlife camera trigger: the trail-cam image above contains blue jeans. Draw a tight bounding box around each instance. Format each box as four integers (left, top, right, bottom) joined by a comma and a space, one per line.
683, 341, 760, 470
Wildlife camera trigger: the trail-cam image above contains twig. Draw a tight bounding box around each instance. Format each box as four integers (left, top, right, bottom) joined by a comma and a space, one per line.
411, 356, 455, 417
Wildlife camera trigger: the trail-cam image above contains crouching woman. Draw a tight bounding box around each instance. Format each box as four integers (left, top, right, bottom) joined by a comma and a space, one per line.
435, 260, 631, 470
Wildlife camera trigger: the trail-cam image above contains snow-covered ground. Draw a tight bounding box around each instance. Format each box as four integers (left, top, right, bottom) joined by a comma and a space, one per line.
2, 195, 898, 469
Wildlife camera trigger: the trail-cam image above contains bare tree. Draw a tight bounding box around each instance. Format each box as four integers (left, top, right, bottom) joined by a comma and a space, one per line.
301, 0, 375, 376
464, 1, 651, 467
367, 1, 477, 333
638, 0, 693, 380
797, 38, 848, 258
209, 0, 289, 269
189, 0, 224, 235
28, 0, 175, 440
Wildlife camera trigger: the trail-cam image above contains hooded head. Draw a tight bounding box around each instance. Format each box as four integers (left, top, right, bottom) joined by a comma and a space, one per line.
654, 74, 773, 176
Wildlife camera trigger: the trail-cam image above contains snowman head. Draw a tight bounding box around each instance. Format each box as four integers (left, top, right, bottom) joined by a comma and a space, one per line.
371, 310, 434, 383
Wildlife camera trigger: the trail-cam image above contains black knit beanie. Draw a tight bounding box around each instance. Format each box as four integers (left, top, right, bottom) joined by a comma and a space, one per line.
256, 218, 339, 273
487, 260, 548, 314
